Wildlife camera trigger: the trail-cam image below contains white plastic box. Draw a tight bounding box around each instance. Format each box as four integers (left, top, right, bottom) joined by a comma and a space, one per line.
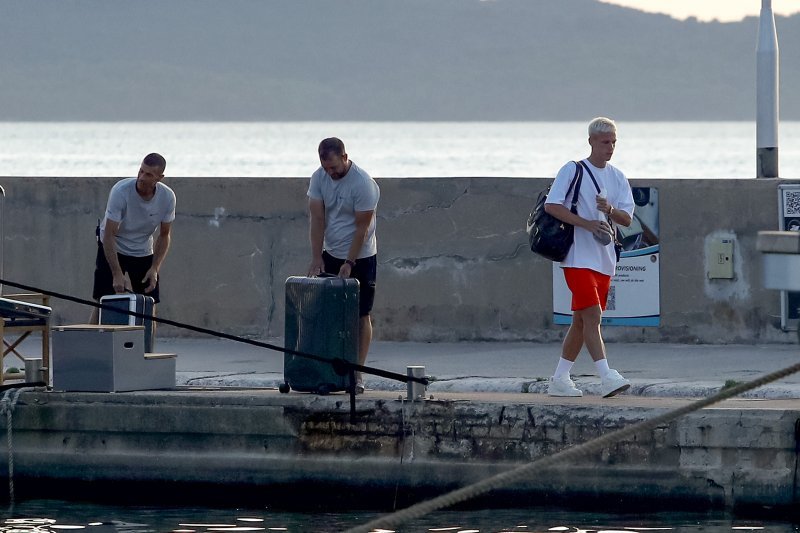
99, 294, 155, 352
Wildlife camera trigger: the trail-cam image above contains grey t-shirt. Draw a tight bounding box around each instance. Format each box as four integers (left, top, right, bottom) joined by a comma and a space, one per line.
307, 161, 380, 259
100, 178, 177, 257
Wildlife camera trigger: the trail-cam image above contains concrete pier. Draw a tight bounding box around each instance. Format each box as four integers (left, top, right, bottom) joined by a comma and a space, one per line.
2, 388, 799, 512
1, 175, 800, 515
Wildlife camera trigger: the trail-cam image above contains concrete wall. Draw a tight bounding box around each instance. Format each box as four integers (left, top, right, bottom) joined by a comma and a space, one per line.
6, 390, 800, 511
0, 176, 797, 343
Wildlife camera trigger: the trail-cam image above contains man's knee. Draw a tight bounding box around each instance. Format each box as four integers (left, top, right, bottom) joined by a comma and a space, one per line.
574, 305, 602, 327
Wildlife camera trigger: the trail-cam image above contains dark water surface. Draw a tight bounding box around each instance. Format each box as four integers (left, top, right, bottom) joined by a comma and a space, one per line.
1, 500, 797, 533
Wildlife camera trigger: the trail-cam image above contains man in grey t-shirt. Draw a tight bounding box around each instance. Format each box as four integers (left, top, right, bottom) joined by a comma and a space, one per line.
90, 153, 176, 323
307, 137, 380, 394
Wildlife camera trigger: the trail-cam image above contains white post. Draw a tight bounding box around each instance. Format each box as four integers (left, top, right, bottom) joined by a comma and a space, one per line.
756, 0, 779, 178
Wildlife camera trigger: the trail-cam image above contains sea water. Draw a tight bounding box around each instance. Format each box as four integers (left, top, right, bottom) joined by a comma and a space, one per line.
0, 121, 799, 180
1, 499, 795, 533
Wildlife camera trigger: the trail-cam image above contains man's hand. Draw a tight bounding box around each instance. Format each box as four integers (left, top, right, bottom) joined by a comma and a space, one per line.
597, 220, 613, 236
307, 257, 324, 277
586, 219, 614, 241
338, 262, 352, 279
113, 272, 132, 294
142, 268, 158, 293
596, 195, 612, 215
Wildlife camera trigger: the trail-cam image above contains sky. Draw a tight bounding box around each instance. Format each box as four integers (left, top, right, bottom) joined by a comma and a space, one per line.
600, 0, 800, 22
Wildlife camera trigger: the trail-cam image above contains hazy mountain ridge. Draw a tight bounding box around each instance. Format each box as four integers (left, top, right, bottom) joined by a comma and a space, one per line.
1, 0, 797, 120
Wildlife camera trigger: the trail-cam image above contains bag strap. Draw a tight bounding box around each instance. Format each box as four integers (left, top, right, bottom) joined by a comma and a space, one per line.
579, 160, 622, 247
567, 161, 583, 214
578, 160, 602, 194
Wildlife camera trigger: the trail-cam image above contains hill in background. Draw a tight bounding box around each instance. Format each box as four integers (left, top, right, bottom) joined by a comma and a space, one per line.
1, 0, 797, 121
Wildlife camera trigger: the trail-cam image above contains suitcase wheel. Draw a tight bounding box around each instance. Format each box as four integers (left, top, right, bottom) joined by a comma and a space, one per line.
279, 383, 290, 394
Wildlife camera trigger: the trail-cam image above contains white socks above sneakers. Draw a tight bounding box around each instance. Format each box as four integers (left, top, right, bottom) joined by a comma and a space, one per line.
554, 358, 574, 379
595, 358, 611, 377
555, 357, 614, 379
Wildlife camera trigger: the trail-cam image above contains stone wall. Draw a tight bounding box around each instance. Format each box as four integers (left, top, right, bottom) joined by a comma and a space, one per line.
6, 390, 799, 510
0, 176, 797, 343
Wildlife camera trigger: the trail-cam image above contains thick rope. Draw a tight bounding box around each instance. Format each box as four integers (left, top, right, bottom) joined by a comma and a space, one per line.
1, 387, 26, 511
345, 360, 800, 533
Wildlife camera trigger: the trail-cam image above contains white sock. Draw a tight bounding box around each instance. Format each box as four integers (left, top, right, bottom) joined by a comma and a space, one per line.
554, 358, 574, 379
595, 358, 611, 377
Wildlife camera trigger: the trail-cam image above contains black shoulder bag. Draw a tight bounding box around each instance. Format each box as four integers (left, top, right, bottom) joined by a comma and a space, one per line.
578, 161, 623, 262
526, 162, 583, 262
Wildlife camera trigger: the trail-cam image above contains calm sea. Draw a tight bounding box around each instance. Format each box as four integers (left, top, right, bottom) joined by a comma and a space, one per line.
1, 122, 799, 180
2, 499, 795, 533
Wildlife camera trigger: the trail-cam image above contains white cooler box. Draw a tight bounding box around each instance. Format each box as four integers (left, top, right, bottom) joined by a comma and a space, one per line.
99, 293, 155, 352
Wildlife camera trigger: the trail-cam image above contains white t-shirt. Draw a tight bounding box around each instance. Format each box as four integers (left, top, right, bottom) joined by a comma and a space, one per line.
545, 160, 634, 276
307, 161, 380, 259
100, 178, 177, 257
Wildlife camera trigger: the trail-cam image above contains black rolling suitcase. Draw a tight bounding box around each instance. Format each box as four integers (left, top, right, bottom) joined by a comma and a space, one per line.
282, 275, 359, 394
99, 293, 156, 353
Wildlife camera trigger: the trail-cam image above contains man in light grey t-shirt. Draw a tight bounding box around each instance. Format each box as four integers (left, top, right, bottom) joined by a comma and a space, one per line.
307, 137, 380, 394
90, 153, 176, 323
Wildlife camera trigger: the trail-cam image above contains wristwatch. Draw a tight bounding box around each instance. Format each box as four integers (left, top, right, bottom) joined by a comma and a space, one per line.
345, 259, 357, 268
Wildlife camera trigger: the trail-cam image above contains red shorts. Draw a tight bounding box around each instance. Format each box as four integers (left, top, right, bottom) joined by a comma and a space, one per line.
563, 268, 611, 311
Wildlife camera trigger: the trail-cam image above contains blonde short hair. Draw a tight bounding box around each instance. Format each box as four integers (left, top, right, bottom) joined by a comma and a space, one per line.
588, 117, 617, 136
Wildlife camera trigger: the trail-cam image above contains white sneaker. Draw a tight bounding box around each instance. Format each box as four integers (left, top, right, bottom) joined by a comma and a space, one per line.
547, 375, 583, 397
601, 369, 630, 398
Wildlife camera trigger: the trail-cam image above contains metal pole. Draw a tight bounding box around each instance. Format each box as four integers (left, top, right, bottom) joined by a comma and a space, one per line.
406, 366, 426, 401
756, 0, 779, 178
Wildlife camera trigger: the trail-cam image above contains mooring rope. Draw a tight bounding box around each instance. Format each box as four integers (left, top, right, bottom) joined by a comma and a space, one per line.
0, 386, 27, 512
344, 360, 800, 533
392, 398, 419, 511
0, 277, 427, 387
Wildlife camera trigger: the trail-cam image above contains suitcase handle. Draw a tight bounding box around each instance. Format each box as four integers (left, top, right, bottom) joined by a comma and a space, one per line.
315, 272, 350, 292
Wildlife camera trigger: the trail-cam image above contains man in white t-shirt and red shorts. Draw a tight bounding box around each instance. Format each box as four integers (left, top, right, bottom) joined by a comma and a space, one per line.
544, 117, 635, 398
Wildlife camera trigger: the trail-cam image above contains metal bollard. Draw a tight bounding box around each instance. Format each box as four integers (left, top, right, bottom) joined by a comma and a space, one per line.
24, 358, 43, 383
407, 365, 427, 401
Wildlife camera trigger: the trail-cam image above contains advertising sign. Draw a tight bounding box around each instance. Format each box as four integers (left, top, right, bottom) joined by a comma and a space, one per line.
778, 184, 800, 331
553, 187, 660, 326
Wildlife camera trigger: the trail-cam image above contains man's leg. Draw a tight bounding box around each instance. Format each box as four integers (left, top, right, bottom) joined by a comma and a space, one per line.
575, 305, 606, 362
357, 314, 372, 385
126, 254, 160, 348
151, 306, 158, 342
576, 304, 629, 397
91, 244, 113, 324
560, 311, 585, 363
353, 255, 376, 392
554, 268, 587, 378
549, 269, 600, 397
89, 305, 100, 325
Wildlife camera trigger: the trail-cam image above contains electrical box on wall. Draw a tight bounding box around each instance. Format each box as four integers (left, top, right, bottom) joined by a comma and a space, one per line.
707, 238, 735, 279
